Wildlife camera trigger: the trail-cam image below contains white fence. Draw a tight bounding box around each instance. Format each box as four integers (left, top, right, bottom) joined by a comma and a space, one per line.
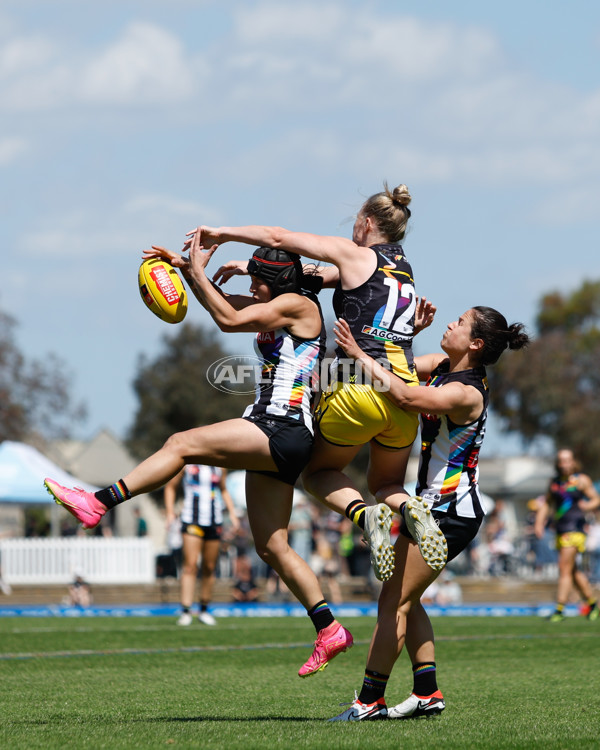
0, 537, 155, 584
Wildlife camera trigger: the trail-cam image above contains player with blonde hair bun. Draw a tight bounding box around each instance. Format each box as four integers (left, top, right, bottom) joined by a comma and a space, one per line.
198, 182, 441, 582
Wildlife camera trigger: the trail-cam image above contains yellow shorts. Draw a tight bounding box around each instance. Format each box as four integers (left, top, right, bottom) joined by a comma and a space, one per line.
315, 381, 418, 449
556, 532, 586, 553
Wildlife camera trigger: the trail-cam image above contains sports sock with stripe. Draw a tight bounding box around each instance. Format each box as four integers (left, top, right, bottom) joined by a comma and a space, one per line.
358, 669, 389, 704
307, 600, 335, 633
345, 499, 367, 530
94, 479, 132, 509
412, 662, 438, 696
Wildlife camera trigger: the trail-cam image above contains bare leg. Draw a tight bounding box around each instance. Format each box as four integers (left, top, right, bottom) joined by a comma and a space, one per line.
245, 472, 325, 610
366, 535, 439, 675
302, 433, 364, 514
199, 539, 220, 605
123, 419, 276, 495
556, 546, 577, 605
303, 437, 412, 517
367, 442, 412, 513
405, 603, 436, 665
180, 532, 201, 609
573, 563, 595, 601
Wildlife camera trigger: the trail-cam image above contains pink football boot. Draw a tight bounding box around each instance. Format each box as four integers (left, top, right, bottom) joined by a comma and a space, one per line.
298, 621, 354, 678
44, 478, 106, 529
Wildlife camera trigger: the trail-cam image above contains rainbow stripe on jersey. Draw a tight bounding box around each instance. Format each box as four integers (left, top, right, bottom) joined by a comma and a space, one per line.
417, 362, 489, 520
243, 304, 326, 433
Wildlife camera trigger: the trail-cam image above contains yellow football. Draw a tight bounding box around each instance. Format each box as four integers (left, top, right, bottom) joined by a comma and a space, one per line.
138, 258, 188, 324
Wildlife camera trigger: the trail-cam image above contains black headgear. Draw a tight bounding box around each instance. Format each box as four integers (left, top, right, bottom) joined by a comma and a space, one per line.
247, 247, 302, 297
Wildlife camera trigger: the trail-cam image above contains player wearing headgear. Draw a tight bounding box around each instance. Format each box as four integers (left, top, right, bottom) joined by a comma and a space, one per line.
187, 183, 434, 583
242, 247, 325, 434
246, 246, 319, 298
45, 241, 353, 679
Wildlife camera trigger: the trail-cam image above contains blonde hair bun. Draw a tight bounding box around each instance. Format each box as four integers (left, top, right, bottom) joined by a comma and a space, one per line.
392, 184, 411, 206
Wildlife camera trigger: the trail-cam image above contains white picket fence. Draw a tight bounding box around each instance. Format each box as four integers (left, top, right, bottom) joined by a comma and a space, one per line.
0, 537, 155, 584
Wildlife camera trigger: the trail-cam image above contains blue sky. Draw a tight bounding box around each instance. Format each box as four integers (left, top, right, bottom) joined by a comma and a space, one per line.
2, 1, 599, 456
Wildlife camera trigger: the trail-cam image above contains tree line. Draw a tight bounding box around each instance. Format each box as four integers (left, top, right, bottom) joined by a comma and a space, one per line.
3, 279, 599, 478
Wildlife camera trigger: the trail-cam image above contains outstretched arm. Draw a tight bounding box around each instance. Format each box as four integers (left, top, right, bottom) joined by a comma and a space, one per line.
187, 242, 308, 333
212, 259, 339, 289
333, 318, 481, 420
143, 246, 255, 311
183, 224, 371, 270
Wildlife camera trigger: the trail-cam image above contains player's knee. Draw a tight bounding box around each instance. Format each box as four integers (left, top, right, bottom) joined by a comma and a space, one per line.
163, 429, 205, 460
254, 537, 287, 567
201, 564, 216, 578
162, 431, 188, 456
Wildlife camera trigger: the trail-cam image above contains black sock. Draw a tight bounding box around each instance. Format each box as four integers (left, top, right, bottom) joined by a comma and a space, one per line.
412, 662, 438, 696
94, 479, 131, 510
181, 605, 190, 614
307, 600, 335, 633
358, 669, 389, 704
200, 602, 209, 613
345, 499, 367, 530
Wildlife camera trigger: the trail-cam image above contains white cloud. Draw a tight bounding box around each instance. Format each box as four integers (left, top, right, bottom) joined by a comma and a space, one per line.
81, 22, 196, 104
0, 22, 199, 111
212, 3, 600, 188
0, 34, 56, 77
2, 3, 600, 193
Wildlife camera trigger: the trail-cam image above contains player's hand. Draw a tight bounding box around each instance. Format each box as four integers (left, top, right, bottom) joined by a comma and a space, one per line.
333, 318, 363, 360
213, 260, 250, 285
183, 225, 221, 253
189, 243, 219, 274
414, 296, 437, 334
142, 245, 190, 271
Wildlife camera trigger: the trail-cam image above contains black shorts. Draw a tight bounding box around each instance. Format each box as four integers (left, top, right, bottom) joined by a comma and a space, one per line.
181, 522, 222, 541
400, 511, 482, 563
244, 414, 314, 486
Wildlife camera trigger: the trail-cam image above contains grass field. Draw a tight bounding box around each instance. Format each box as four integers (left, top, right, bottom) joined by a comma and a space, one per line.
1, 614, 599, 749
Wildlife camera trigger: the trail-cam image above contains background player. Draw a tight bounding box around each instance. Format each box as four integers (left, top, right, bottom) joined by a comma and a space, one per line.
535, 448, 600, 622
164, 465, 239, 626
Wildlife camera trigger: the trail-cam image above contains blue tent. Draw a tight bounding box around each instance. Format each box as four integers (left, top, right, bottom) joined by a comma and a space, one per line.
0, 441, 99, 505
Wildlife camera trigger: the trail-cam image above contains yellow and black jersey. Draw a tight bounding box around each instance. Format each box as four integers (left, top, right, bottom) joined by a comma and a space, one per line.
332, 243, 417, 382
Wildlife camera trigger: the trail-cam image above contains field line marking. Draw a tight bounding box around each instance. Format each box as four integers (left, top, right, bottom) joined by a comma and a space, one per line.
1, 631, 598, 661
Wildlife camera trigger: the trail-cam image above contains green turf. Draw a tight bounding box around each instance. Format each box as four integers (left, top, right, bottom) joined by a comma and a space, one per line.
1, 615, 599, 748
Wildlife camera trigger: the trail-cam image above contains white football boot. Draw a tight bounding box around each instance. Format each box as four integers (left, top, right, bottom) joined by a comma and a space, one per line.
388, 691, 446, 719
403, 496, 448, 571
362, 504, 395, 581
